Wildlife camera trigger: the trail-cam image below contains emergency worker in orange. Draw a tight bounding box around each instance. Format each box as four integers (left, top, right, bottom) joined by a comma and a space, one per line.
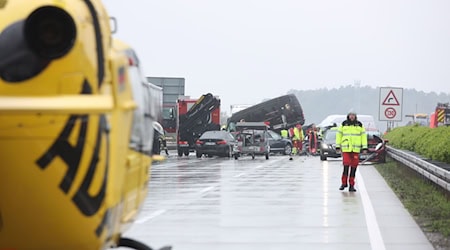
335, 112, 367, 192
308, 124, 318, 155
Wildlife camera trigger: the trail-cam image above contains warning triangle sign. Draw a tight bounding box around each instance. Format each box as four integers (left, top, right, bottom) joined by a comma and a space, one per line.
382, 90, 400, 106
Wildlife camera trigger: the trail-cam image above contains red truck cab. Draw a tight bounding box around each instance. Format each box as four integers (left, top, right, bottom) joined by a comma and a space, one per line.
176, 94, 220, 156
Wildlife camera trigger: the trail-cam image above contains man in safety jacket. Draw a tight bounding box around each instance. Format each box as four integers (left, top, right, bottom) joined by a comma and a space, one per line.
335, 112, 367, 192
292, 124, 304, 155
280, 129, 289, 139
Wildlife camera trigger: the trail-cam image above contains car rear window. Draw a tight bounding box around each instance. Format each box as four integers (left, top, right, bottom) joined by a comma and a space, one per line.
200, 131, 227, 140
325, 130, 337, 140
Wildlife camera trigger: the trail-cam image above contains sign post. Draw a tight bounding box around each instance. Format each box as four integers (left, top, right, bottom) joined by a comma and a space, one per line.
379, 87, 403, 130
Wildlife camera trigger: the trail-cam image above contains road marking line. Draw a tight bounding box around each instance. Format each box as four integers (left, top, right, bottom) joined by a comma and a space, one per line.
357, 170, 386, 250
255, 165, 263, 169
135, 209, 166, 224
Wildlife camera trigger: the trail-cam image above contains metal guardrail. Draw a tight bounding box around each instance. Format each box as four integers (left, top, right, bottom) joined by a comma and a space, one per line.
386, 146, 450, 192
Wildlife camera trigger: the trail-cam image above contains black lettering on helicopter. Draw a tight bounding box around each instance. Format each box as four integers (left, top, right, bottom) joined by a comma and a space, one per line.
36, 114, 88, 193
36, 81, 92, 192
36, 81, 111, 236
72, 115, 109, 216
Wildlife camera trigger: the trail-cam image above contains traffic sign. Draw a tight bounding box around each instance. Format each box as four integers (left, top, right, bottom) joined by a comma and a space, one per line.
384, 107, 396, 119
379, 87, 403, 121
382, 90, 400, 106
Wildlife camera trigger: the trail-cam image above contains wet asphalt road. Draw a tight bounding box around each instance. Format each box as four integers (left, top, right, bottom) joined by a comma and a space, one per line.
115, 152, 432, 250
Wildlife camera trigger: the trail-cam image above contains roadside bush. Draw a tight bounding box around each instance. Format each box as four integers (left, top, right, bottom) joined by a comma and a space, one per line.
384, 125, 450, 164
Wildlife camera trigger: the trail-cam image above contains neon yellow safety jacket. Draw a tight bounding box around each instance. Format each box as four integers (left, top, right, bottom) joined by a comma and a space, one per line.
336, 120, 368, 153
293, 127, 304, 140
280, 129, 289, 139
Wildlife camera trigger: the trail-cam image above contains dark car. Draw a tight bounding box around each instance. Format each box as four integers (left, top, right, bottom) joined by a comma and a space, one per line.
319, 127, 341, 161
266, 130, 293, 155
195, 130, 237, 158
360, 129, 387, 163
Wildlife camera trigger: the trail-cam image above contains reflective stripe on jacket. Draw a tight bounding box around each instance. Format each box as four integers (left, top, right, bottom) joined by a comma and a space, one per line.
336, 120, 367, 153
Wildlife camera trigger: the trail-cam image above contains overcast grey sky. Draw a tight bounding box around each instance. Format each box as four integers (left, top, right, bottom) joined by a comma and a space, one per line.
103, 0, 450, 114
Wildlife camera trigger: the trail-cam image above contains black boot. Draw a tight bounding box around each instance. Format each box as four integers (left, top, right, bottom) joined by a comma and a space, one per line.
339, 184, 347, 190
349, 185, 357, 192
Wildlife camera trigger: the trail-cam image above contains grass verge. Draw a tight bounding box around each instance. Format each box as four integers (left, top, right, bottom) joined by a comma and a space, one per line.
375, 158, 450, 249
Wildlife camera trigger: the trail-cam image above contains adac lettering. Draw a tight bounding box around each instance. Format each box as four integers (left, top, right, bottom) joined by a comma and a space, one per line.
36, 81, 110, 236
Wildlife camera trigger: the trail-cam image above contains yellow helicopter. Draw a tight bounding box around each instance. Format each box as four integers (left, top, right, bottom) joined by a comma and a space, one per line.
0, 0, 168, 249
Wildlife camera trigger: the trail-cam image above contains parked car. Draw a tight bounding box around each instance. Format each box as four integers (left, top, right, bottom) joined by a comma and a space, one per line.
319, 127, 341, 161
319, 127, 388, 163
195, 130, 237, 158
266, 130, 293, 155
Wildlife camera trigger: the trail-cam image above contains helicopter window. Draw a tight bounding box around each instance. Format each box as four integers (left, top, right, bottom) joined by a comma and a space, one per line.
128, 61, 152, 152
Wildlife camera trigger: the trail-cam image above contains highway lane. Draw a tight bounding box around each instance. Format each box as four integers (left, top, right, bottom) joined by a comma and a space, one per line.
117, 153, 433, 250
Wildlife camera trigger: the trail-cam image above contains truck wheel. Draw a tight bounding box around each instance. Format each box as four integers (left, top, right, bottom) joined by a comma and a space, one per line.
184, 150, 189, 156
177, 149, 183, 157
196, 152, 202, 158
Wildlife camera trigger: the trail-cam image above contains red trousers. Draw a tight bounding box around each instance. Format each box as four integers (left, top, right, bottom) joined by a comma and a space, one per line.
293, 140, 302, 151
341, 152, 359, 186
342, 152, 359, 167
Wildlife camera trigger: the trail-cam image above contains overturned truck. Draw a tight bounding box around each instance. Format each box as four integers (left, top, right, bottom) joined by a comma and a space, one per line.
227, 94, 305, 132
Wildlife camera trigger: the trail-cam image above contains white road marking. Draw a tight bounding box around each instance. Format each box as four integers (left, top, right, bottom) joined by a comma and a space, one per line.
233, 173, 246, 178
135, 209, 166, 224
357, 170, 386, 250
